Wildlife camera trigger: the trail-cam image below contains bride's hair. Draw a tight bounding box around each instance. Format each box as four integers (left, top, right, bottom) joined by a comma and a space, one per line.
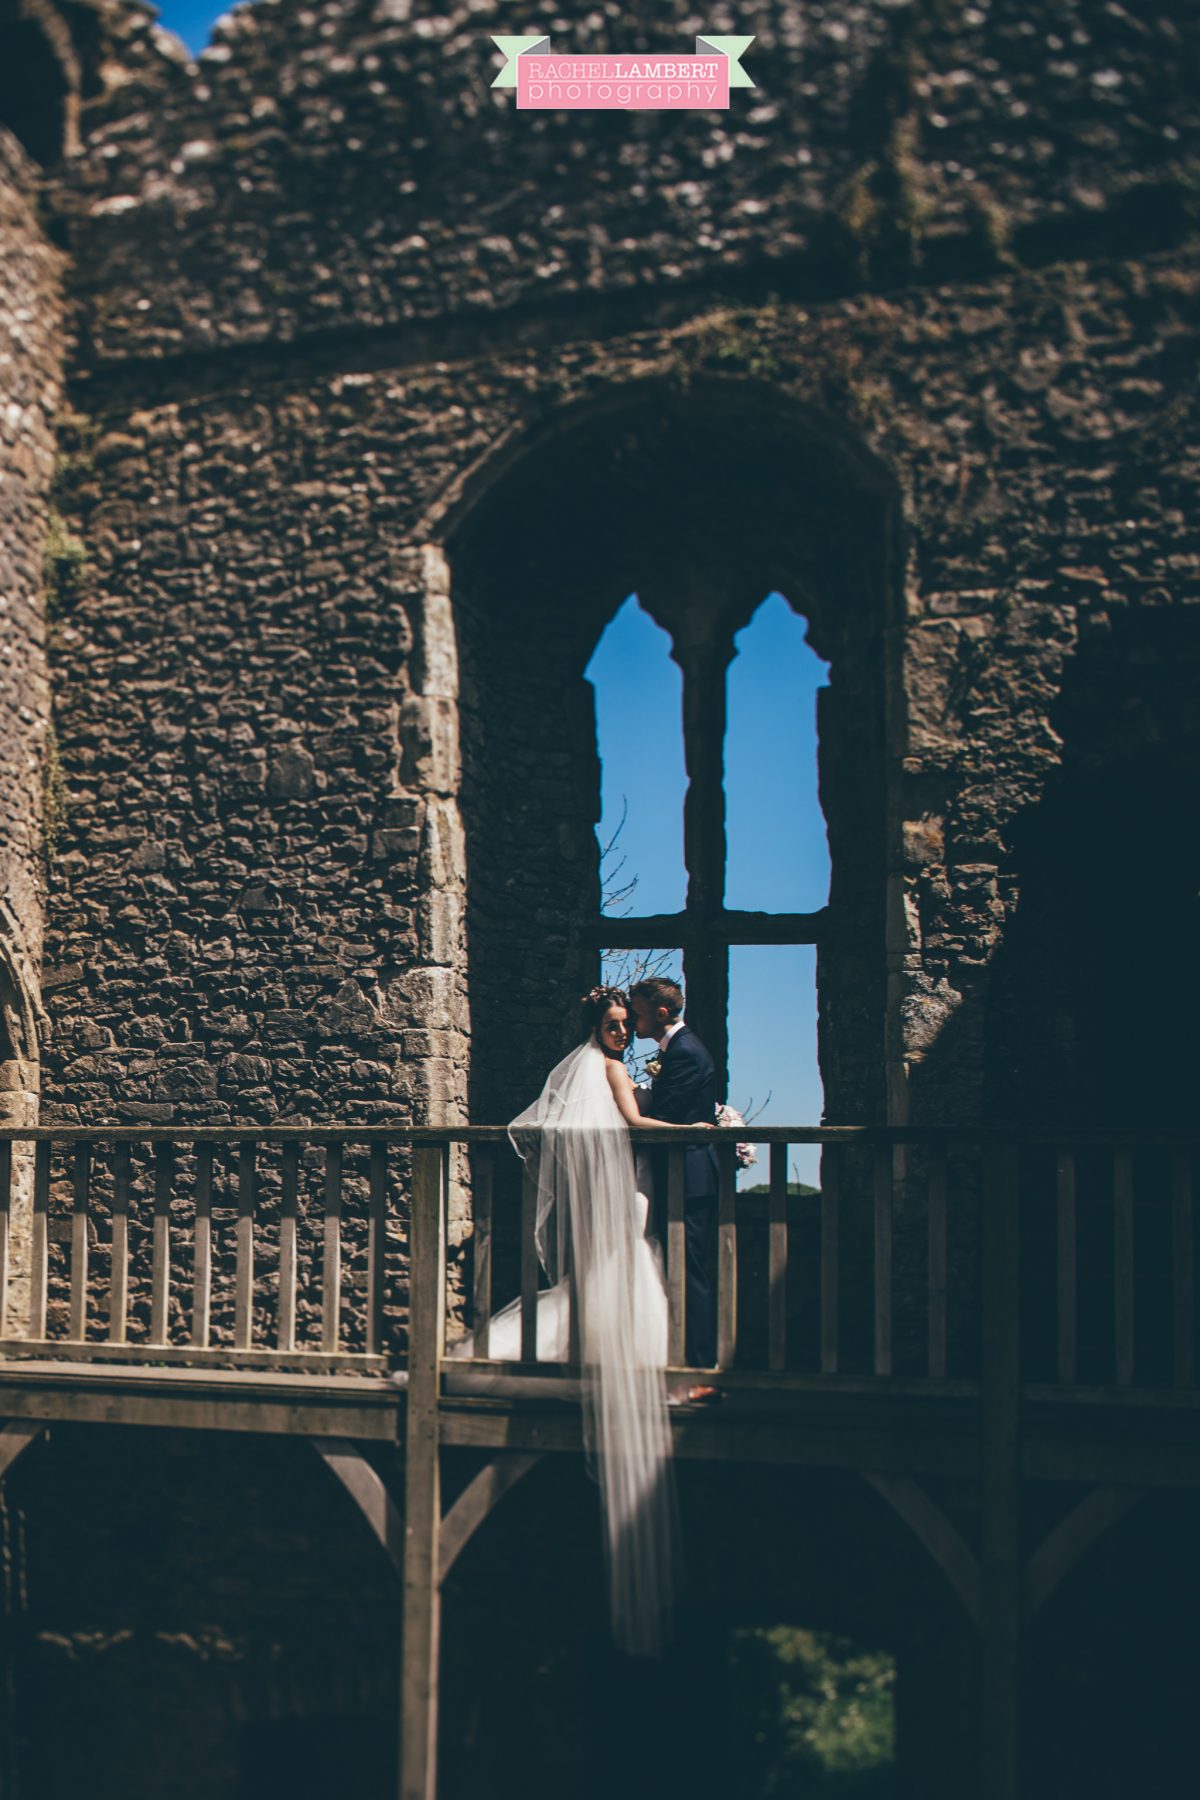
579, 984, 629, 1043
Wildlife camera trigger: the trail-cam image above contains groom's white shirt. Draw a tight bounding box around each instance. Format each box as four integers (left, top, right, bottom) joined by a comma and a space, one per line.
657, 1018, 686, 1051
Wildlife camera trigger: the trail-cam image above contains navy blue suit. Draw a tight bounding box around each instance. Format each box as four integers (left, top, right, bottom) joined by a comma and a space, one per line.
640, 1025, 718, 1367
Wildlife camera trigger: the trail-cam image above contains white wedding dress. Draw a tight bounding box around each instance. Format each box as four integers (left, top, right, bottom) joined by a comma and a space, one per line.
450, 1157, 667, 1366
448, 1040, 679, 1656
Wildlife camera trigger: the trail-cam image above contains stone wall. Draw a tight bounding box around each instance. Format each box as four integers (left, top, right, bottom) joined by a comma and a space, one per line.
41, 251, 1200, 1146
43, 0, 1200, 368
0, 125, 61, 1105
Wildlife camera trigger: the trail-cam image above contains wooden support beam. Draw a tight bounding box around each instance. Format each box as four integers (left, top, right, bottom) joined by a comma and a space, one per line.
0, 1421, 44, 1481
314, 1437, 405, 1582
401, 1144, 445, 1800
438, 1452, 543, 1583
980, 1143, 1021, 1800
716, 1144, 738, 1370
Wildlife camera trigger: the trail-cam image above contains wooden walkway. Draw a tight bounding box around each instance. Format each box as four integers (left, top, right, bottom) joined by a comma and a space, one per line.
0, 1123, 1195, 1799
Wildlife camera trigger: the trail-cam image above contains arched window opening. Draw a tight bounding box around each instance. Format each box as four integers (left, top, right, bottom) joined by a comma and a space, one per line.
726, 592, 830, 915
0, 1, 80, 167
447, 382, 897, 1133
586, 594, 686, 923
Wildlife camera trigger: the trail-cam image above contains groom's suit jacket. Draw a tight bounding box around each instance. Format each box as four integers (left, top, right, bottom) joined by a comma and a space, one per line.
640, 1025, 719, 1202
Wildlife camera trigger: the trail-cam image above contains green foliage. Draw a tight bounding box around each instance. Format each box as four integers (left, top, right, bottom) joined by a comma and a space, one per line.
725, 1625, 896, 1796
741, 1180, 820, 1198
675, 305, 785, 383
43, 507, 88, 619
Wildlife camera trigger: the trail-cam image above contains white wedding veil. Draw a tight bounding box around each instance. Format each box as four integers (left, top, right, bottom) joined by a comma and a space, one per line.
508, 1038, 680, 1656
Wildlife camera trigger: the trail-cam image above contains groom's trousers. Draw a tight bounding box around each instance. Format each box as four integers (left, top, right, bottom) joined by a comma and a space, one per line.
650, 1179, 718, 1368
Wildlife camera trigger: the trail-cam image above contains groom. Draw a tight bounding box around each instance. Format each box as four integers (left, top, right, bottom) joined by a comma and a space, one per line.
628, 976, 720, 1385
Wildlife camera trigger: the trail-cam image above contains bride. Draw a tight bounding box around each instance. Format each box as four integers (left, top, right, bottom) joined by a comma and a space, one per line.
449, 985, 702, 1656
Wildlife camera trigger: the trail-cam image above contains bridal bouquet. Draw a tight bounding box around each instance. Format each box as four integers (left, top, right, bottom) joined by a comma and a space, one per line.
715, 1103, 758, 1169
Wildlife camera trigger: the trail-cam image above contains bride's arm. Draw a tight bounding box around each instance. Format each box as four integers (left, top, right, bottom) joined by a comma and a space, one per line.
604, 1058, 713, 1129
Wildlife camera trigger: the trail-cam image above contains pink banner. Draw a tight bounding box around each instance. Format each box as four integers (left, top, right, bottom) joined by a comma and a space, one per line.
518, 54, 730, 111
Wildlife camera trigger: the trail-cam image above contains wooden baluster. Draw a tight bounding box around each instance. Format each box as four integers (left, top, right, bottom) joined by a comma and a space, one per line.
150, 1141, 174, 1347
365, 1140, 387, 1359
667, 1147, 686, 1367
716, 1142, 738, 1371
321, 1140, 341, 1355
233, 1141, 257, 1351
768, 1142, 788, 1374
472, 1148, 493, 1360
980, 1139, 1022, 1800
30, 1139, 49, 1341
277, 1140, 298, 1353
0, 1140, 11, 1339
927, 1143, 948, 1380
1055, 1149, 1077, 1386
519, 1166, 538, 1364
1172, 1149, 1194, 1390
1113, 1147, 1134, 1389
192, 1141, 212, 1350
820, 1145, 840, 1376
567, 1268, 581, 1367
110, 1141, 131, 1345
873, 1143, 893, 1377
68, 1140, 92, 1343
402, 1142, 446, 1800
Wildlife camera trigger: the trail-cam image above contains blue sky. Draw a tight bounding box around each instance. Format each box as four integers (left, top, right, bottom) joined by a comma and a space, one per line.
156, 1, 229, 51
588, 595, 829, 1185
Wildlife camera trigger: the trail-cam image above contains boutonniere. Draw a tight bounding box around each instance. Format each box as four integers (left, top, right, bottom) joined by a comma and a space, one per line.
645, 1057, 663, 1080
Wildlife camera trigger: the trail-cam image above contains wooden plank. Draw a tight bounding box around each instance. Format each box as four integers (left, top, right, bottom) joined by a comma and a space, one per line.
0, 1339, 388, 1374
321, 1140, 341, 1355
768, 1142, 788, 1373
30, 1140, 50, 1342
716, 1143, 738, 1370
821, 1146, 840, 1375
232, 1141, 256, 1351
68, 1141, 91, 1343
109, 1141, 131, 1346
667, 1147, 686, 1369
873, 1144, 893, 1377
1172, 1150, 1194, 1390
472, 1148, 492, 1360
519, 1167, 538, 1365
1113, 1147, 1134, 1389
0, 1141, 11, 1338
367, 1140, 387, 1358
927, 1144, 947, 1380
1055, 1149, 1077, 1386
402, 1143, 445, 1800
191, 1142, 212, 1350
277, 1140, 298, 1354
980, 1141, 1021, 1800
150, 1142, 173, 1347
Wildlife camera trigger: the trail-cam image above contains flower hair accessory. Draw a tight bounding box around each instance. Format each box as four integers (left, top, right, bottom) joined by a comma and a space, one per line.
581, 983, 625, 1008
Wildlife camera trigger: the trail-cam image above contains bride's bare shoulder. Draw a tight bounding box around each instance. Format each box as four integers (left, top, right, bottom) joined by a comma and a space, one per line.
603, 1054, 630, 1086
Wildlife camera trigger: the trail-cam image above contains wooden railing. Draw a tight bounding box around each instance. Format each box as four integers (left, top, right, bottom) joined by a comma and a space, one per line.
0, 1125, 1195, 1389
0, 1128, 402, 1372
424, 1126, 1200, 1395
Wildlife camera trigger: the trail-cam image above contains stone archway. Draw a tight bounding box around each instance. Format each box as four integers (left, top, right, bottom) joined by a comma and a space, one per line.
426, 375, 907, 1137
0, 0, 80, 164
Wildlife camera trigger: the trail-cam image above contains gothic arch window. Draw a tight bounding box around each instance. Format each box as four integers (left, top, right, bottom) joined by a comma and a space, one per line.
444, 381, 903, 1133
586, 589, 831, 1108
